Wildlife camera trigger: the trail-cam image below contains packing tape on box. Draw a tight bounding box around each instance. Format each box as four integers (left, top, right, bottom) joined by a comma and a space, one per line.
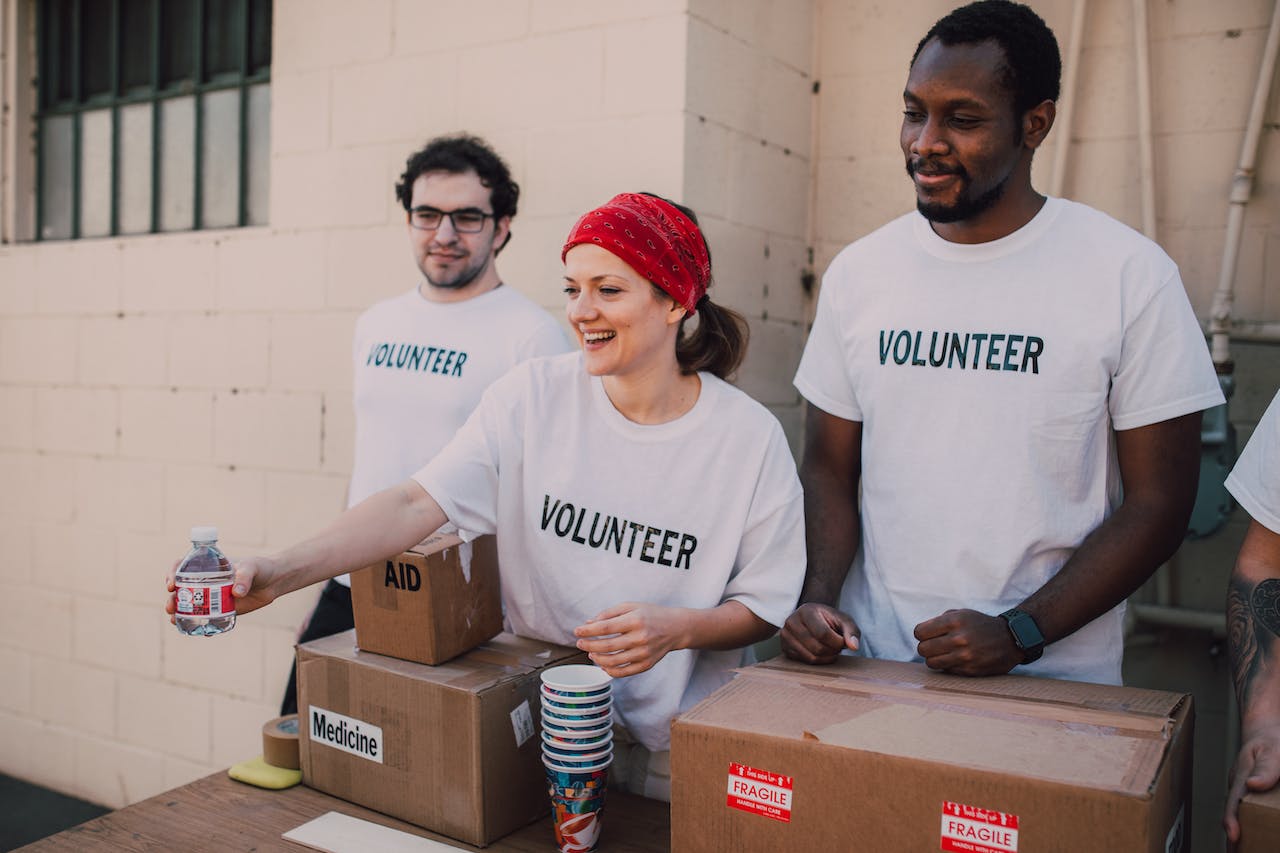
262, 714, 301, 770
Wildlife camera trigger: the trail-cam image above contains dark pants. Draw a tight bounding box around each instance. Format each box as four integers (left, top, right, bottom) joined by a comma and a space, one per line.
280, 580, 353, 716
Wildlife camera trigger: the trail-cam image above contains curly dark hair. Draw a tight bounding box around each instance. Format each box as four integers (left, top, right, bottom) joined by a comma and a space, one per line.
912, 1, 1061, 117
394, 134, 519, 221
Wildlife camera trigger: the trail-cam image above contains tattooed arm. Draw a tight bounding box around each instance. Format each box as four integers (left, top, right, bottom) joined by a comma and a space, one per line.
1224, 519, 1280, 845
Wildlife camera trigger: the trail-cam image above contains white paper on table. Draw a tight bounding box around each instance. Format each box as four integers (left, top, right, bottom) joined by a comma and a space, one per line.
282, 811, 468, 853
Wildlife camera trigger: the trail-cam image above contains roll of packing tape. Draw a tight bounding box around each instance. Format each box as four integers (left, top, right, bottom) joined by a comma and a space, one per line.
262, 714, 300, 770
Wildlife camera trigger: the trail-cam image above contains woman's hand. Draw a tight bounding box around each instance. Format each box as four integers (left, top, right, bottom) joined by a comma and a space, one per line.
165, 555, 285, 623
573, 602, 693, 678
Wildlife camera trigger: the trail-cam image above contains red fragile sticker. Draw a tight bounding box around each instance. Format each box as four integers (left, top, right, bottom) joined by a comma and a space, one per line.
726, 762, 793, 823
940, 800, 1019, 853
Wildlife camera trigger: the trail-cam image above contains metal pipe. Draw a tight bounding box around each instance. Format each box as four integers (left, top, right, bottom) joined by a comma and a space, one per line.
1209, 0, 1280, 366
1049, 0, 1087, 198
1129, 603, 1227, 638
1226, 321, 1280, 343
1132, 0, 1158, 240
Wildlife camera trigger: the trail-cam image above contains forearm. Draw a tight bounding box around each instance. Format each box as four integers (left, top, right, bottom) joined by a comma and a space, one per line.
1019, 415, 1200, 645
1229, 520, 1280, 735
1020, 495, 1186, 644
798, 466, 860, 605
680, 600, 776, 651
268, 480, 447, 598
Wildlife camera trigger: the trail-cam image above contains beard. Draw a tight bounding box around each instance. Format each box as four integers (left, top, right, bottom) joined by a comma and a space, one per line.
907, 160, 1009, 224
420, 250, 489, 290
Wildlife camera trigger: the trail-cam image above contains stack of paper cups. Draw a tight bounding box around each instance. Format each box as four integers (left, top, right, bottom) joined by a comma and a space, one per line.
540, 664, 613, 853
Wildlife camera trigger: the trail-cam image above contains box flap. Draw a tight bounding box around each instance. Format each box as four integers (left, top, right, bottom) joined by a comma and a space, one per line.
750, 655, 1184, 719
406, 532, 465, 557
303, 630, 580, 693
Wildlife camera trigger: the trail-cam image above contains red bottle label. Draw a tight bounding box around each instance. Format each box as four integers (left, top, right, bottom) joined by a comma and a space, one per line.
176, 583, 236, 617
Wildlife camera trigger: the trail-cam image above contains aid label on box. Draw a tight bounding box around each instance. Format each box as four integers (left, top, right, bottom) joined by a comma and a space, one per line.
940, 800, 1019, 853
726, 762, 793, 823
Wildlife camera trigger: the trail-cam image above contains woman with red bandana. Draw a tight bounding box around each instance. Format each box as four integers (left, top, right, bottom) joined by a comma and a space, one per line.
167, 193, 805, 800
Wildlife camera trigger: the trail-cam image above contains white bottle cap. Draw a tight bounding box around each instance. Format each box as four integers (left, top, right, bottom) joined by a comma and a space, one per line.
190, 525, 219, 543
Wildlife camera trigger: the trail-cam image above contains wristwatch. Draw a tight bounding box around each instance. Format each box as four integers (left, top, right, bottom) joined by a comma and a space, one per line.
999, 608, 1045, 664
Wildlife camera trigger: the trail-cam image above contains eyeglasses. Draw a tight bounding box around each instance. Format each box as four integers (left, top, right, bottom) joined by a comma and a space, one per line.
408, 206, 496, 233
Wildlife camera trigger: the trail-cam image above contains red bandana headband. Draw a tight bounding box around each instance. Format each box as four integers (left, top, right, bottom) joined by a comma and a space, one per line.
561, 193, 711, 315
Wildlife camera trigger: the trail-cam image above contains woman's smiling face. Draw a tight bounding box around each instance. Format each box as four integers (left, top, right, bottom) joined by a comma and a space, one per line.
563, 243, 685, 378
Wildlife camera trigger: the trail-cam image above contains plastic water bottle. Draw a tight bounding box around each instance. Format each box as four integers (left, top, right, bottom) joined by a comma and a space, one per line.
174, 526, 236, 636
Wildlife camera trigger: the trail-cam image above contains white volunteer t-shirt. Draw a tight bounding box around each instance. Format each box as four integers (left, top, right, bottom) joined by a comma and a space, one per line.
338, 284, 569, 586
414, 352, 805, 751
1226, 390, 1280, 535
794, 197, 1224, 685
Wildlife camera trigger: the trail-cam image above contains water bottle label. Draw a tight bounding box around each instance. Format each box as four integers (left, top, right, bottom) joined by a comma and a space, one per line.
176, 583, 237, 616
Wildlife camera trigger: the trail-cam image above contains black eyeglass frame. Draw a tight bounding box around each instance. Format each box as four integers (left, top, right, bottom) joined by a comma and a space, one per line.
407, 205, 498, 233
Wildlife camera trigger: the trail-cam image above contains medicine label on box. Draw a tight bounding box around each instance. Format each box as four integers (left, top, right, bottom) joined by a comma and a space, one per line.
725, 762, 792, 823
940, 800, 1018, 853
309, 705, 384, 764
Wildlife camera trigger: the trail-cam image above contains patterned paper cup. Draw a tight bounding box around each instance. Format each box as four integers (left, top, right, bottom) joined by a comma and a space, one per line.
542, 718, 613, 738
542, 708, 613, 729
541, 692, 612, 711
545, 763, 609, 794
541, 709, 612, 729
552, 801, 605, 853
545, 764, 608, 853
542, 736, 614, 759
542, 722, 616, 742
543, 752, 614, 775
541, 697, 612, 716
540, 664, 613, 697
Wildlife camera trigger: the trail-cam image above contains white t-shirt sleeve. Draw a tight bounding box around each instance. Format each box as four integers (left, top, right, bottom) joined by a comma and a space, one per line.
1226, 391, 1280, 535
1109, 269, 1224, 430
720, 426, 806, 628
411, 378, 514, 535
794, 260, 862, 422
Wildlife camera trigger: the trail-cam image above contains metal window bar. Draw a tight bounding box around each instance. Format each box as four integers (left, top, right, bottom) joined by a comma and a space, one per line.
35, 0, 269, 241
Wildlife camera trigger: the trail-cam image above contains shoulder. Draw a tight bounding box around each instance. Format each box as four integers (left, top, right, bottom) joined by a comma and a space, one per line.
496, 350, 582, 391
821, 212, 918, 295
1052, 199, 1178, 273
703, 376, 791, 445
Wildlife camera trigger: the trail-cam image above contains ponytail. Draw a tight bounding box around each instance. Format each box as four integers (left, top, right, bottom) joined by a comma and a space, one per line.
633, 192, 749, 379
676, 296, 749, 380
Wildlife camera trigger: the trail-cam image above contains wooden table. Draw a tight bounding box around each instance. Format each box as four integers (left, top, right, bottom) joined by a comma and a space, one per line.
17, 772, 671, 852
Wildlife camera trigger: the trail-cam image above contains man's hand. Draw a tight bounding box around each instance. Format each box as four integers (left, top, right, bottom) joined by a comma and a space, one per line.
781, 603, 861, 664
913, 609, 1023, 676
1225, 724, 1280, 845
165, 555, 284, 623
573, 602, 690, 678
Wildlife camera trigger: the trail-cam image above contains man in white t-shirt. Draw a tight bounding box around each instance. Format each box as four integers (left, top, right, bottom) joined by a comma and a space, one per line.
281, 135, 569, 714
781, 1, 1223, 684
1223, 390, 1280, 845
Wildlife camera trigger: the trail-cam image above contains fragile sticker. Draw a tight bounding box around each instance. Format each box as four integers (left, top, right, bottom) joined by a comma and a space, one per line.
726, 762, 793, 823
941, 801, 1019, 853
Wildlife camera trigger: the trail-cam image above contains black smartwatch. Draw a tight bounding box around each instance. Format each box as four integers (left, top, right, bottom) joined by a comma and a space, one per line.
999, 608, 1045, 664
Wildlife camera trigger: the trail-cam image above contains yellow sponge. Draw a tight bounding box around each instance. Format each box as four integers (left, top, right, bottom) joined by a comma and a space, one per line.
228, 755, 303, 790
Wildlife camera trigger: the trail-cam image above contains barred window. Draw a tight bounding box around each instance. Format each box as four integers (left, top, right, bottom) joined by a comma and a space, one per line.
37, 0, 271, 240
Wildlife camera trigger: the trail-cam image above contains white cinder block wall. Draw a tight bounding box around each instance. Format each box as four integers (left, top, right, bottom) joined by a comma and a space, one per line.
0, 0, 1277, 823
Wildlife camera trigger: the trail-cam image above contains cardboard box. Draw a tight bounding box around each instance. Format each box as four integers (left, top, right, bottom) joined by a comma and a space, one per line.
350, 532, 502, 665
297, 630, 587, 847
1239, 785, 1280, 853
671, 656, 1193, 852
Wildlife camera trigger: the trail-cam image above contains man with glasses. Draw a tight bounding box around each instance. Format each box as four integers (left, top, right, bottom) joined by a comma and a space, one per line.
281, 134, 569, 715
